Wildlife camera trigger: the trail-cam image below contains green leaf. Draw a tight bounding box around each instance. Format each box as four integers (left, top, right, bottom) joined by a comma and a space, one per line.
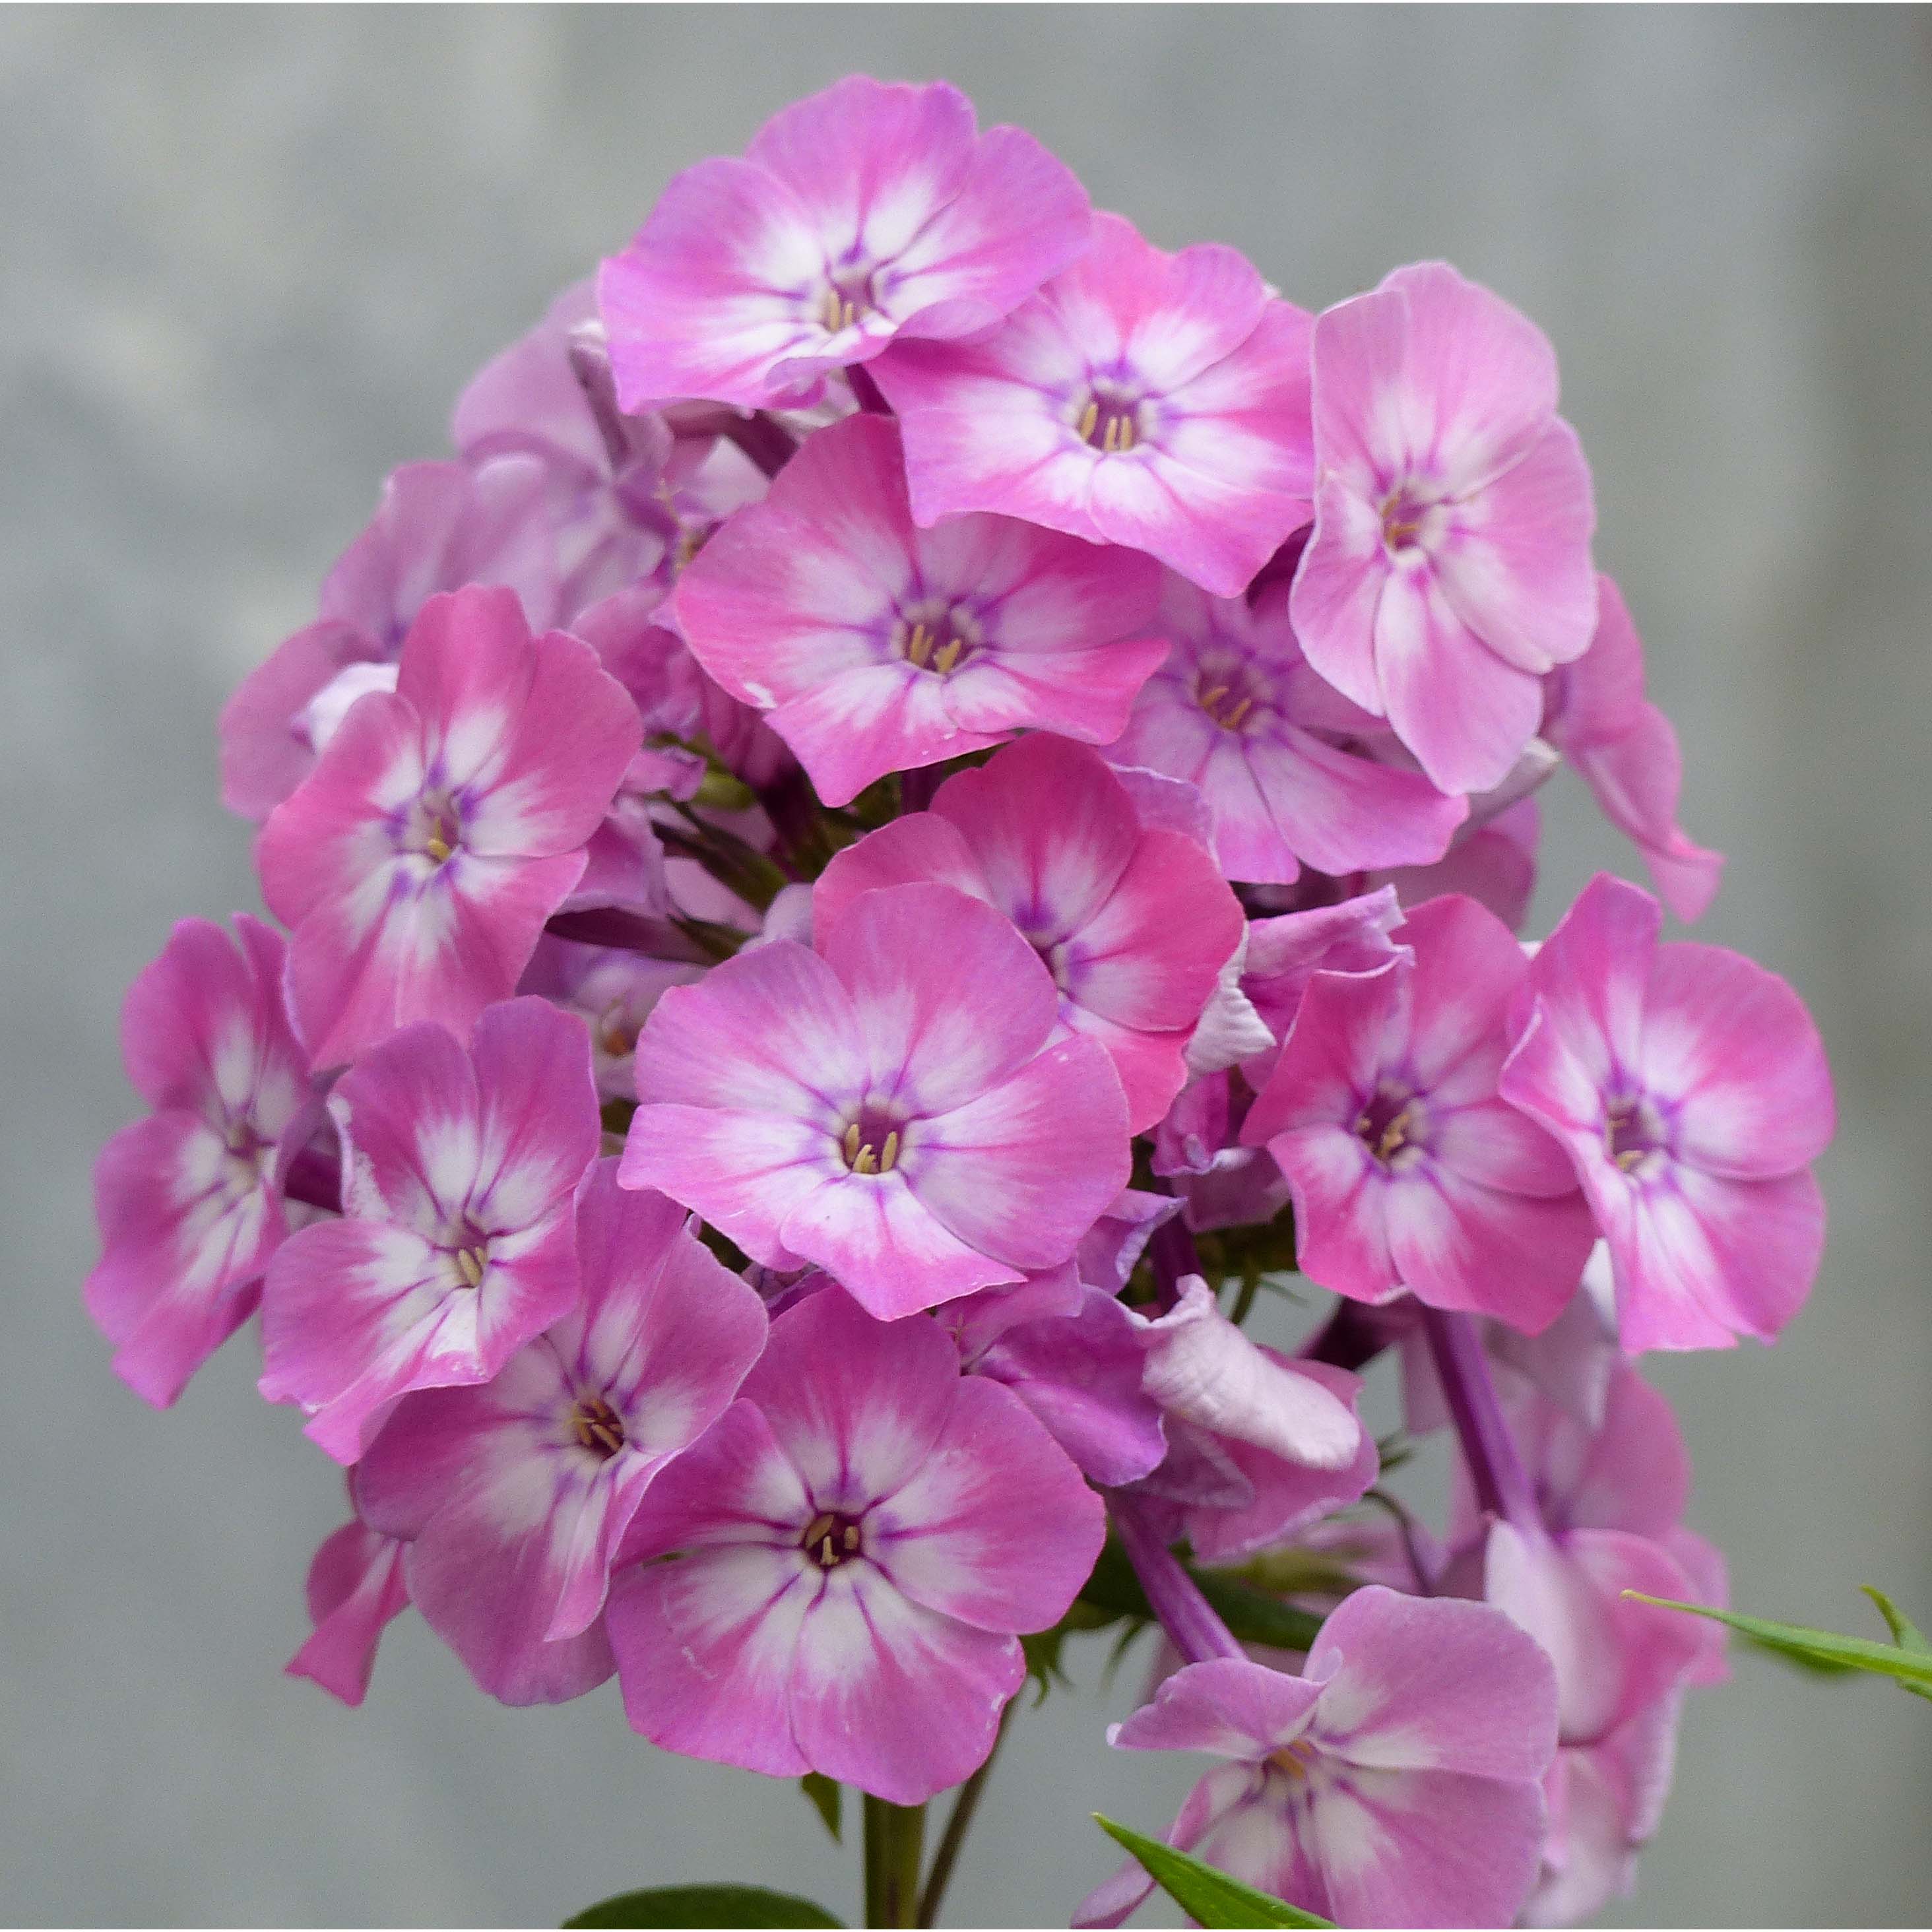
564, 1884, 844, 1929
1863, 1589, 1932, 1702
1627, 1592, 1932, 1698
1095, 1816, 1334, 1928
1077, 1538, 1324, 1656
799, 1771, 842, 1842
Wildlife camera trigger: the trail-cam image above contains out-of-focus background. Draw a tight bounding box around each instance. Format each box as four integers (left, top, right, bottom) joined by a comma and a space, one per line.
4, 6, 1929, 1925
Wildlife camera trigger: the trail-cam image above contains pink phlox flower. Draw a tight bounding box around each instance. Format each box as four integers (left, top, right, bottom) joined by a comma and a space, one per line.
518, 936, 705, 1103
86, 915, 311, 1407
1244, 893, 1597, 1330
1497, 872, 1833, 1351
285, 1475, 410, 1708
1103, 572, 1467, 884
1291, 261, 1598, 794
258, 998, 600, 1464
599, 75, 1092, 412
813, 733, 1241, 1129
670, 414, 1171, 806
220, 457, 559, 821
939, 1270, 1166, 1486
620, 880, 1130, 1320
605, 1285, 1105, 1802
355, 1164, 769, 1705
872, 212, 1315, 598
1542, 576, 1724, 922
454, 280, 770, 623
257, 585, 641, 1070
1076, 1586, 1559, 1929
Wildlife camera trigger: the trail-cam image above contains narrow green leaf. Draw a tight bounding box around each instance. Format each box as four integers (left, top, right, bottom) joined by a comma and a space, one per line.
800, 1771, 842, 1842
1095, 1815, 1334, 1928
1626, 1593, 1932, 1694
1863, 1589, 1932, 1702
564, 1884, 845, 1928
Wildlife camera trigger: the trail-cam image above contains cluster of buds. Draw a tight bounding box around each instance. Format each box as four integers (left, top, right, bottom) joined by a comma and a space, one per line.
88, 75, 1834, 1927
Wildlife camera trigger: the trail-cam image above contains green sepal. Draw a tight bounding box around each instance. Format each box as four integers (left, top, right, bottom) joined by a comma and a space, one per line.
1093, 1815, 1334, 1927
800, 1771, 842, 1842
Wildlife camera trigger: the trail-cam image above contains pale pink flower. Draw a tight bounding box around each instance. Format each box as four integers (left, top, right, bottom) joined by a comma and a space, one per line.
812, 733, 1242, 1129
258, 998, 600, 1464
1244, 895, 1597, 1330
1498, 873, 1832, 1351
619, 882, 1130, 1320
1543, 577, 1723, 922
1291, 262, 1597, 794
356, 1166, 768, 1704
606, 1285, 1104, 1802
1103, 572, 1465, 884
86, 915, 311, 1406
599, 76, 1091, 411
873, 212, 1314, 597
257, 585, 640, 1069
1077, 1587, 1559, 1929
669, 414, 1169, 805
220, 458, 558, 821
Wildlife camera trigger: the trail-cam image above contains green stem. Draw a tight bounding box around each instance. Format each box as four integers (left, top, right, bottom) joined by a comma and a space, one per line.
915, 1706, 1010, 1927
863, 1795, 925, 1929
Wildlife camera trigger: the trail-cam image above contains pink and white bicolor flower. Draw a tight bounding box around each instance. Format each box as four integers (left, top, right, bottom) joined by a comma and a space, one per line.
258, 998, 600, 1464
1291, 261, 1598, 794
598, 75, 1091, 412
257, 585, 640, 1070
1243, 894, 1597, 1333
1542, 576, 1724, 923
1076, 1586, 1559, 1929
872, 212, 1314, 598
605, 1285, 1105, 1803
86, 915, 311, 1407
619, 881, 1131, 1320
1498, 872, 1833, 1352
668, 414, 1169, 806
1103, 571, 1467, 884
355, 1165, 769, 1706
812, 733, 1242, 1130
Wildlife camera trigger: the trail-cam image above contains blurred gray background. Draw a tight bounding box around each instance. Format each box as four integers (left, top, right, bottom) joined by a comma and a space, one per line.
4, 5, 1929, 1925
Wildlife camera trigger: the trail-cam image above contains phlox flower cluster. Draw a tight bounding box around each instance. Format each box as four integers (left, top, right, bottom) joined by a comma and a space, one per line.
90, 75, 1833, 1929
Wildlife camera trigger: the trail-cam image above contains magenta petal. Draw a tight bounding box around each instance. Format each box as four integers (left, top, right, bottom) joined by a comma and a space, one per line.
285, 1518, 410, 1708
1111, 1656, 1324, 1758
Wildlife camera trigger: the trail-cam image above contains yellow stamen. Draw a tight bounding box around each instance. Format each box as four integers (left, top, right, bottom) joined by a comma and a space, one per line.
852, 1144, 879, 1176
1199, 684, 1229, 711
930, 637, 962, 676
456, 1246, 486, 1289
803, 1511, 837, 1549
878, 1129, 900, 1173
1614, 1147, 1647, 1173
1118, 416, 1137, 451
1221, 695, 1253, 730
843, 1523, 860, 1551
1376, 1109, 1412, 1163
1077, 399, 1099, 443
843, 1122, 862, 1165
425, 830, 452, 864
905, 622, 932, 668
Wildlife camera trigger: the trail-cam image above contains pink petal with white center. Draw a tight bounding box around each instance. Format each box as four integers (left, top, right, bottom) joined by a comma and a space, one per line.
1307, 1584, 1561, 1782
285, 1518, 410, 1708
1304, 280, 1414, 492
1289, 477, 1392, 714
740, 1287, 962, 1506
1056, 1002, 1193, 1136
1266, 1128, 1398, 1304
619, 1105, 830, 1273
1393, 893, 1528, 1090
869, 1374, 1103, 1631
467, 1000, 604, 1232
909, 1036, 1130, 1271
820, 882, 1063, 1114
936, 639, 1172, 751
325, 1019, 474, 1231
599, 157, 830, 410
812, 812, 990, 933
789, 1565, 1023, 1803
1382, 1161, 1594, 1331
1636, 942, 1834, 1179
631, 937, 864, 1116
1314, 1765, 1549, 1931
610, 1537, 816, 1778
778, 1165, 1019, 1318
1431, 1093, 1590, 1197
1434, 423, 1597, 677
1138, 1279, 1361, 1471
1110, 1655, 1326, 1758
769, 666, 988, 806
1374, 564, 1548, 795
1243, 954, 1405, 1149
1509, 871, 1658, 1091
86, 1113, 276, 1407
